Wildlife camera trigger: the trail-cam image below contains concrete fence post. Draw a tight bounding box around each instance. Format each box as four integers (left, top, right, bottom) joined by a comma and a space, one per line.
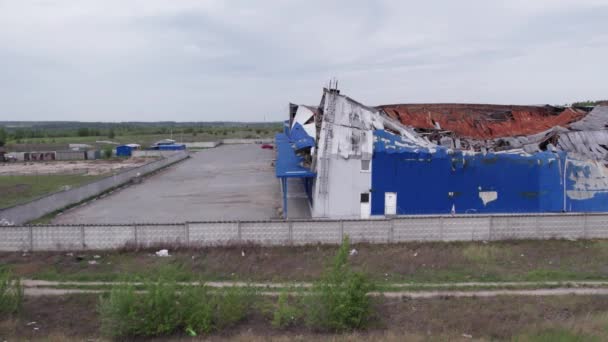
237, 221, 242, 242
488, 216, 494, 241
535, 216, 541, 239
340, 220, 345, 242
388, 219, 394, 243
439, 217, 445, 241
583, 214, 588, 239
288, 221, 293, 245
80, 225, 85, 249
184, 222, 190, 246
133, 225, 139, 247
29, 226, 34, 251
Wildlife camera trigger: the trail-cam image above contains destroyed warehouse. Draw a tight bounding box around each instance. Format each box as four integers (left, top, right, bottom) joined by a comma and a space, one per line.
276, 87, 608, 219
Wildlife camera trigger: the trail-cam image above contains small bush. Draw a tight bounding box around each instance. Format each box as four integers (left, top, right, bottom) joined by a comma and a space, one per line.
272, 290, 300, 329
99, 281, 182, 337
102, 146, 113, 159
304, 236, 375, 331
99, 280, 257, 338
0, 269, 23, 316
182, 285, 214, 334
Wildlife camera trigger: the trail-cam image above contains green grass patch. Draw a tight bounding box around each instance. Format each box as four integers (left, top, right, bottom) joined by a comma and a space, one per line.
0, 269, 23, 316
514, 328, 601, 342
0, 174, 102, 208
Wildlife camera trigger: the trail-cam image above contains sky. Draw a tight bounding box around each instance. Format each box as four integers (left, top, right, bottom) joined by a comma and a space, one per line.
0, 0, 607, 122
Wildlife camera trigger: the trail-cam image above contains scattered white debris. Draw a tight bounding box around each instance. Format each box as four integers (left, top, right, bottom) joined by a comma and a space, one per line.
66, 252, 74, 257
93, 255, 101, 259
520, 254, 525, 257
26, 322, 36, 326
241, 250, 245, 257
156, 249, 170, 257
88, 260, 98, 265
462, 333, 472, 339
0, 218, 14, 226
413, 252, 418, 257
350, 249, 358, 256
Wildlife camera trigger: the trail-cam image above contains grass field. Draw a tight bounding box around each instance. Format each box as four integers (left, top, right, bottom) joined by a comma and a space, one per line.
5, 126, 280, 151
4, 239, 608, 283
0, 174, 102, 208
2, 293, 608, 340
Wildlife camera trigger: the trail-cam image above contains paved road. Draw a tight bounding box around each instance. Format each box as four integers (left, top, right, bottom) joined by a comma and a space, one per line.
52, 144, 280, 224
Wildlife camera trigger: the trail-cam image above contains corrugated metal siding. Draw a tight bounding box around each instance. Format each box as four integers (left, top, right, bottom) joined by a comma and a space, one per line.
371, 146, 565, 215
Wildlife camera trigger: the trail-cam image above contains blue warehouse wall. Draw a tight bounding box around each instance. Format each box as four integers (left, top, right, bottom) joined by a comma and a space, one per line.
564, 159, 608, 212
371, 130, 569, 215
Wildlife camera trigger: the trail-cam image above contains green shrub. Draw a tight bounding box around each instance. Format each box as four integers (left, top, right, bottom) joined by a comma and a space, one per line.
214, 285, 256, 330
272, 290, 300, 329
182, 285, 215, 334
102, 146, 113, 159
99, 280, 257, 338
303, 236, 375, 331
0, 269, 23, 316
99, 281, 181, 337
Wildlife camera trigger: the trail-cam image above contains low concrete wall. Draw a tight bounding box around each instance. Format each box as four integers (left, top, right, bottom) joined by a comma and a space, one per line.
1, 212, 606, 251
132, 150, 182, 158
221, 138, 273, 144
0, 152, 189, 225
185, 141, 220, 148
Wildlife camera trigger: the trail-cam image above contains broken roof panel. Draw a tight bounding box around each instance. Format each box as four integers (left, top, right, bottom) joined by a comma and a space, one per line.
378, 103, 586, 139
569, 106, 608, 131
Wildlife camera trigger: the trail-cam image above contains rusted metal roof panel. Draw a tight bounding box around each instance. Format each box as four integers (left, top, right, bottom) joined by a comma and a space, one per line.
378, 103, 586, 139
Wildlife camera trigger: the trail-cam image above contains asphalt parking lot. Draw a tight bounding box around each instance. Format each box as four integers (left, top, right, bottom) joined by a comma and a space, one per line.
52, 144, 281, 223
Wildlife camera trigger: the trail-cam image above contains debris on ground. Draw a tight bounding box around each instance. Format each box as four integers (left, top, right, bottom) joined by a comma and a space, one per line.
350, 248, 358, 256
93, 255, 101, 259
241, 250, 246, 257
155, 249, 170, 257
88, 260, 98, 265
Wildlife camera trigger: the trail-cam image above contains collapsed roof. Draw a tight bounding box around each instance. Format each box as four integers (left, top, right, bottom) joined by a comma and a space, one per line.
377, 103, 608, 164
292, 89, 608, 166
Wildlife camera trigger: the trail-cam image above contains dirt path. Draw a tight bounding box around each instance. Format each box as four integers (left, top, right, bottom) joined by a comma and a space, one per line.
21, 279, 608, 298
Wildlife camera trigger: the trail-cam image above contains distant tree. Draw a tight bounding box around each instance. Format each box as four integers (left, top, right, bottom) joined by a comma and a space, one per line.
0, 127, 6, 147
13, 129, 25, 141
77, 128, 90, 137
108, 128, 115, 139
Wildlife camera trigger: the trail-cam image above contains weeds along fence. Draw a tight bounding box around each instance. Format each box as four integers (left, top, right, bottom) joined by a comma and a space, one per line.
1, 212, 608, 251
0, 152, 189, 226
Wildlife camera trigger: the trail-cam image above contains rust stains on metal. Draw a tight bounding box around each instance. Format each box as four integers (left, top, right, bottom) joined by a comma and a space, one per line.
378, 103, 586, 139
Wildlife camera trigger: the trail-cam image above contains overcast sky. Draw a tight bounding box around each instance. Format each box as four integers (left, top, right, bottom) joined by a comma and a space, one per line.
1, 0, 607, 122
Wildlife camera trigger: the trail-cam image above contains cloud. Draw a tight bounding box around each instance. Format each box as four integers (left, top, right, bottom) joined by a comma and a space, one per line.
0, 0, 606, 121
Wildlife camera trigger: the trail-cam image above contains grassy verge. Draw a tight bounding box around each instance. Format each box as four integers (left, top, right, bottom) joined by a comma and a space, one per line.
0, 174, 103, 209
6, 239, 608, 284
4, 293, 608, 340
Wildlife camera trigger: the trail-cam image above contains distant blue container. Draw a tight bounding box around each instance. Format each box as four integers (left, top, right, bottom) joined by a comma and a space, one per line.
116, 145, 133, 157
158, 144, 186, 151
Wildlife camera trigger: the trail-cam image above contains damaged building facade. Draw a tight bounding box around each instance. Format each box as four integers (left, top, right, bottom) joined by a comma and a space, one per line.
276, 87, 608, 218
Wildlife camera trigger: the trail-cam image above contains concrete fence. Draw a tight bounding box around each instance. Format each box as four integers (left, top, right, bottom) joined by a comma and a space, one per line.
0, 152, 189, 225
1, 212, 607, 251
